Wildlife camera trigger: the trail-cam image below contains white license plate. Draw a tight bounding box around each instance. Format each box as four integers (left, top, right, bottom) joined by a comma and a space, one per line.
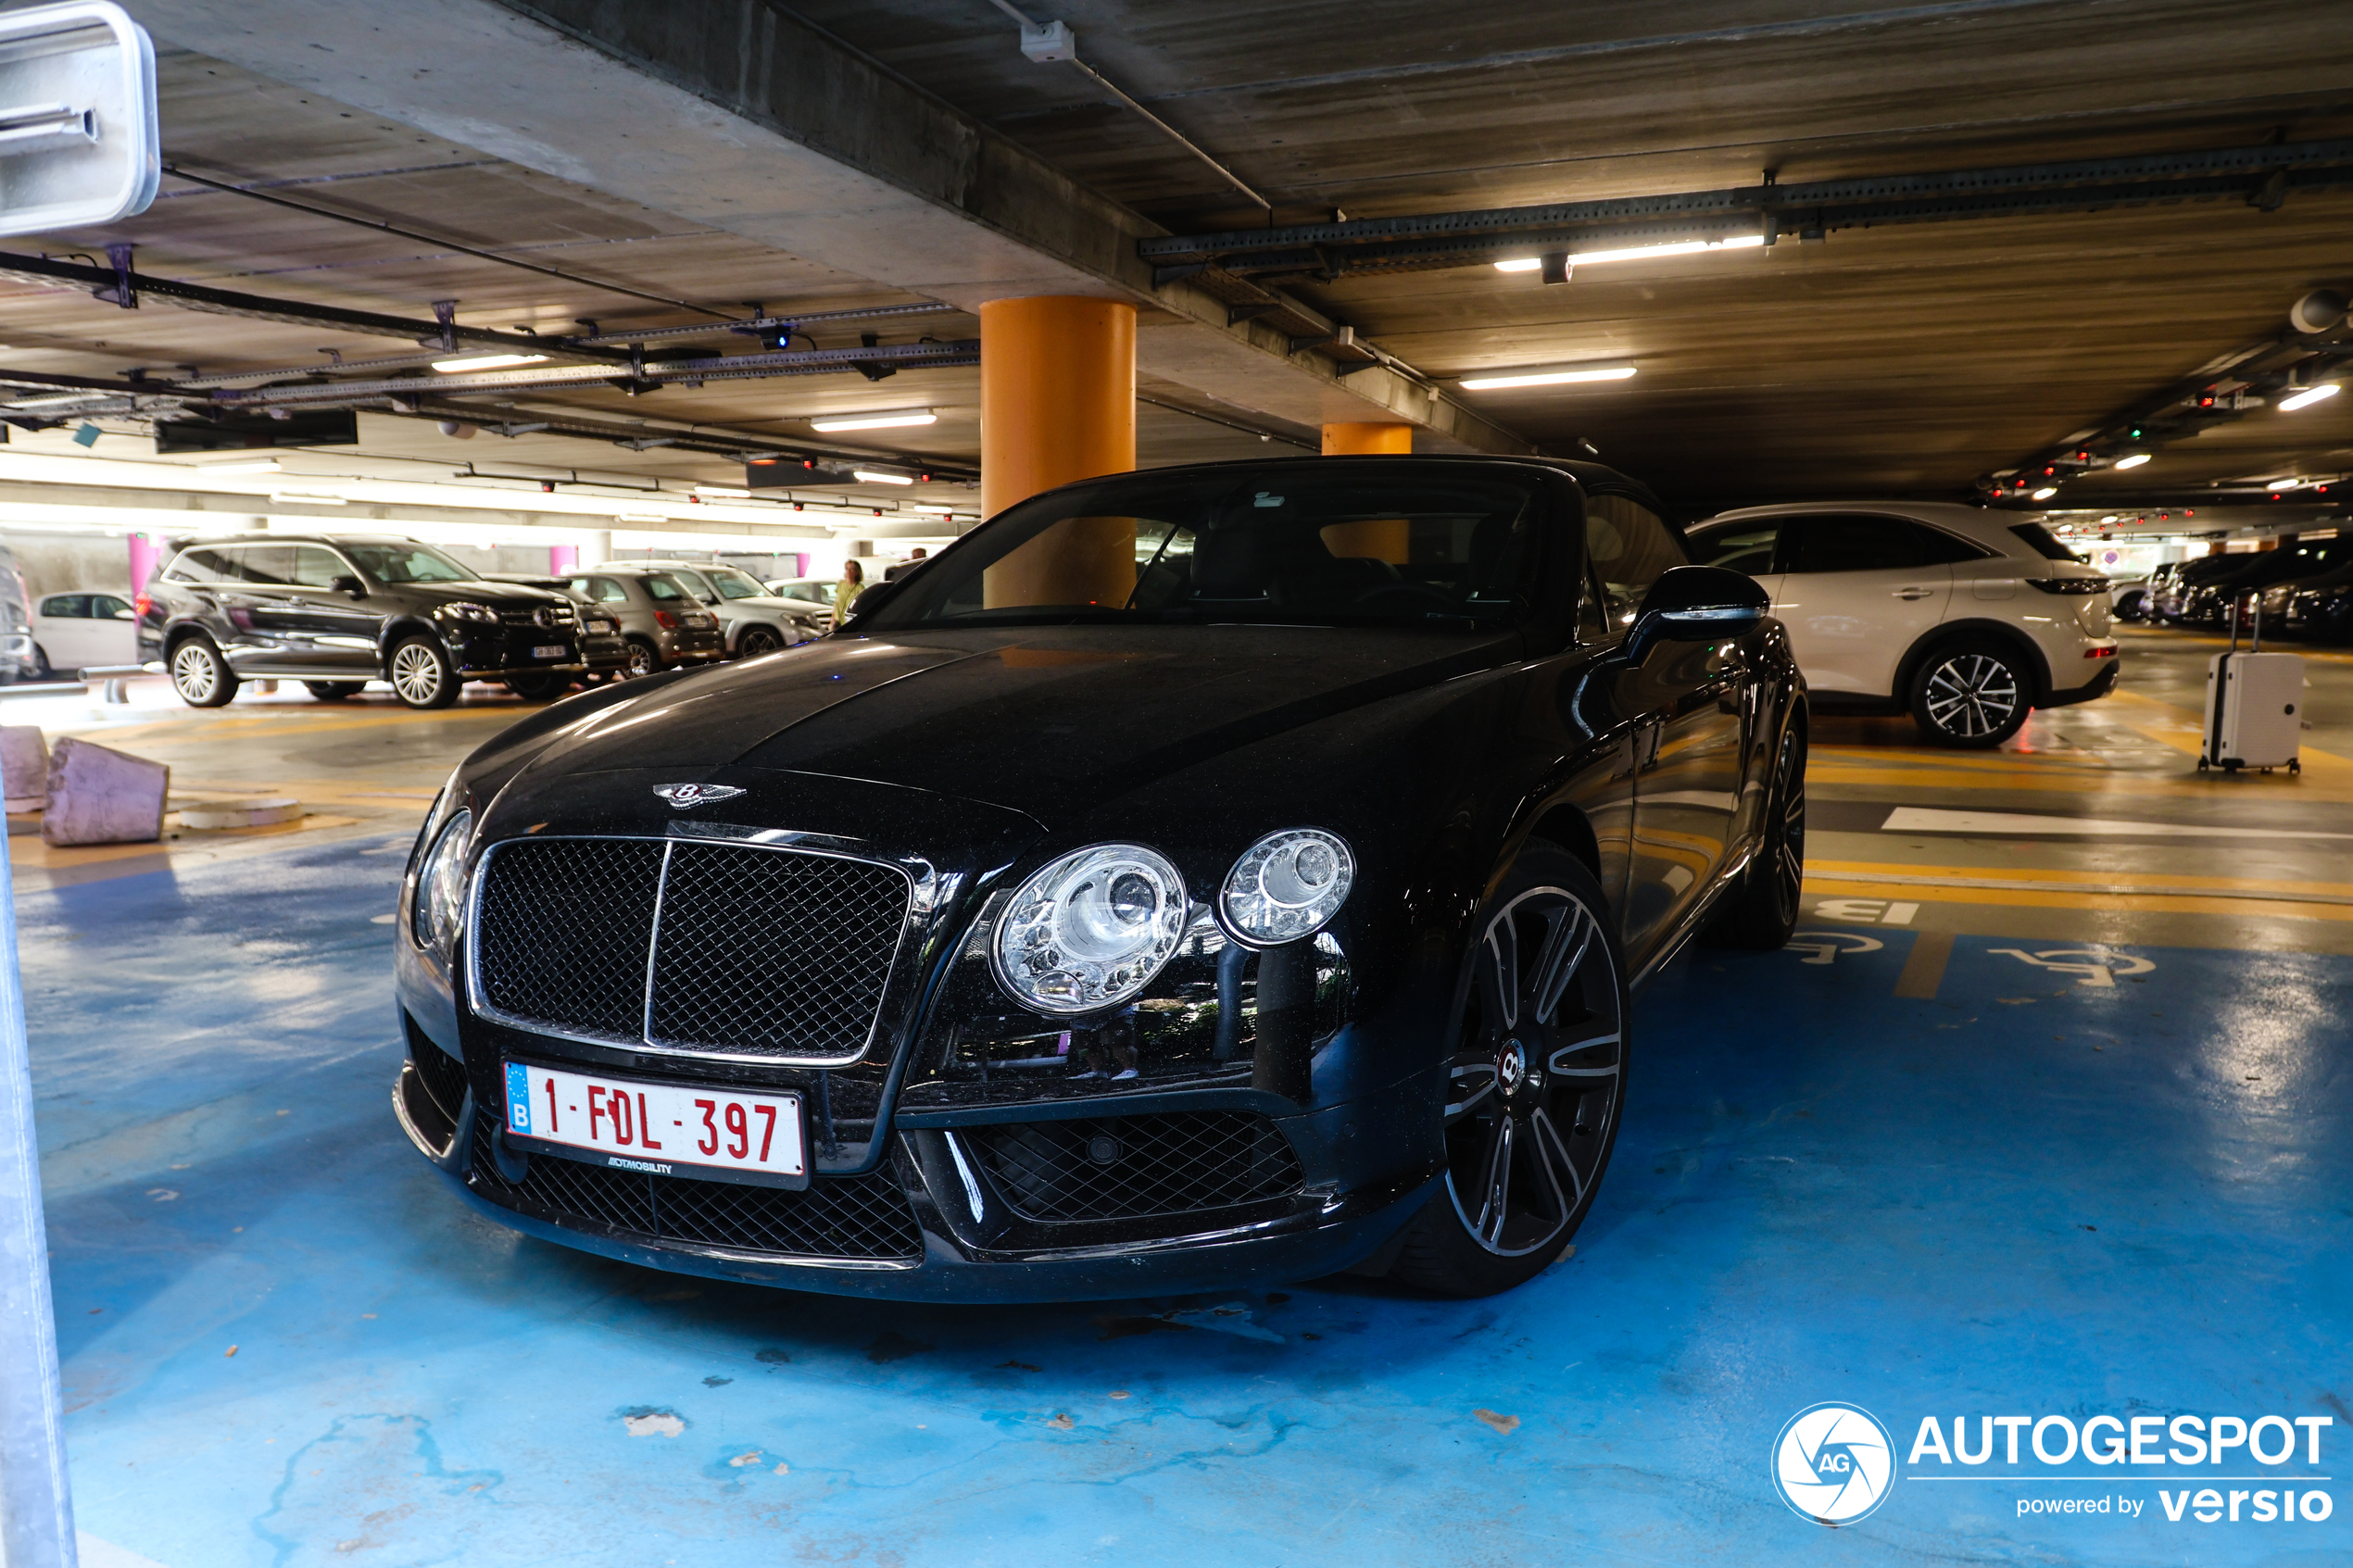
501, 1061, 805, 1186
531, 644, 568, 659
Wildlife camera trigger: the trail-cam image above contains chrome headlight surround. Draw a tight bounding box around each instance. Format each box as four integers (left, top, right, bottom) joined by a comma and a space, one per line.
410, 808, 473, 955
1218, 828, 1354, 947
434, 601, 500, 625
989, 843, 1189, 1016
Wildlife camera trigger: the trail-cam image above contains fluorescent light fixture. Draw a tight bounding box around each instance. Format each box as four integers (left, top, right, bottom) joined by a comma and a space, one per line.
2269, 478, 2303, 491
270, 491, 346, 506
614, 512, 667, 524
810, 409, 937, 433
1493, 235, 1765, 272
431, 352, 547, 373
912, 503, 957, 514
2099, 515, 2119, 524
2031, 487, 2058, 501
2112, 453, 2151, 470
1458, 364, 1637, 392
193, 458, 281, 475
2280, 383, 2341, 412
694, 484, 752, 499
853, 470, 914, 485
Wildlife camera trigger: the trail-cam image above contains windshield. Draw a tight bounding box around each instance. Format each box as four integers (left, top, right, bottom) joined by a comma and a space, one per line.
343, 544, 474, 583
706, 567, 767, 599
861, 466, 1550, 633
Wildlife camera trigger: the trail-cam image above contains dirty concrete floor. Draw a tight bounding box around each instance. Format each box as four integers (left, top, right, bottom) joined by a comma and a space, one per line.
21, 629, 2353, 1565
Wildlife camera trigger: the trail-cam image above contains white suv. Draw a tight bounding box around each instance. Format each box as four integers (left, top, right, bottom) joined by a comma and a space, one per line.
1686, 502, 2119, 747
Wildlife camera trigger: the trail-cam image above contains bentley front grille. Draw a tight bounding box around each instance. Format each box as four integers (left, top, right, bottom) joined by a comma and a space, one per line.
472, 837, 911, 1061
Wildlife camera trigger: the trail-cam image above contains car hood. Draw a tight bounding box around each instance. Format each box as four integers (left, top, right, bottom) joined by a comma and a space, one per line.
714, 594, 821, 615
491, 623, 1521, 825
396, 581, 573, 608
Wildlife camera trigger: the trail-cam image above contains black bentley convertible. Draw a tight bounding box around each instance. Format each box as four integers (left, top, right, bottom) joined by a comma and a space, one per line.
393, 457, 1805, 1299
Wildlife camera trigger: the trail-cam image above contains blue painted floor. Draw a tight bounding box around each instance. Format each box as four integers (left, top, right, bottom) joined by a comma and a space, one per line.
28, 834, 2352, 1566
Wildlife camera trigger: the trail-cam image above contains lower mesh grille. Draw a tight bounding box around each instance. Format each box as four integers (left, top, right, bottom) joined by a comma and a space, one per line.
408, 1033, 471, 1123
467, 1117, 922, 1261
971, 1111, 1306, 1223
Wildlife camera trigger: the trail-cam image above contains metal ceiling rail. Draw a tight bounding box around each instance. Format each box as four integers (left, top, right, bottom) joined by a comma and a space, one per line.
1139, 137, 2353, 280
0, 249, 639, 363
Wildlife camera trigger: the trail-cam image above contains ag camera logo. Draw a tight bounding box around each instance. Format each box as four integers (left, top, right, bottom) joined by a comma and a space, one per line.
1775, 1402, 1897, 1525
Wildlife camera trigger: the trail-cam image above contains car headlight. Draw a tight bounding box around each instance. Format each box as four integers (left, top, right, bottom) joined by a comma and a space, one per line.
1220, 828, 1354, 946
411, 809, 472, 954
990, 844, 1189, 1015
435, 601, 500, 624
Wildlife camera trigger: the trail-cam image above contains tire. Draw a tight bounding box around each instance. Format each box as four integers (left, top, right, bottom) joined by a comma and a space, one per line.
1705, 717, 1806, 949
170, 638, 239, 708
1387, 843, 1629, 1298
1907, 639, 2032, 748
387, 635, 459, 709
504, 672, 569, 702
735, 625, 785, 659
2115, 590, 2145, 622
623, 639, 661, 679
304, 681, 364, 701
26, 644, 51, 681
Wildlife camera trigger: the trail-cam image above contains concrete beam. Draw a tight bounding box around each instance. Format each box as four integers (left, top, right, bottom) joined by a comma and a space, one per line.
121, 0, 1535, 458
0, 479, 836, 540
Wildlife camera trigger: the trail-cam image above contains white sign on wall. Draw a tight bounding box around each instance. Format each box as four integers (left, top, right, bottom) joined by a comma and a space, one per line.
0, 0, 157, 237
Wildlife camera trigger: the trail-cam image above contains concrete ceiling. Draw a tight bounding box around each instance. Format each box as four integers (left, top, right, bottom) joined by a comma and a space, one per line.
0, 0, 2343, 532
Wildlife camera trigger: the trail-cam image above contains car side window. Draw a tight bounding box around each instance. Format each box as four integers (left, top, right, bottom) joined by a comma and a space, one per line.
642, 575, 691, 603
40, 594, 86, 618
289, 546, 351, 588
239, 546, 298, 586
1585, 492, 1688, 633
93, 595, 131, 619
165, 547, 235, 583
1782, 515, 1987, 573
1687, 521, 1780, 577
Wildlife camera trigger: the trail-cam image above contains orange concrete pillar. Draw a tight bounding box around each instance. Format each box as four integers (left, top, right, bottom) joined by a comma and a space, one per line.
1318, 421, 1414, 563
981, 296, 1137, 608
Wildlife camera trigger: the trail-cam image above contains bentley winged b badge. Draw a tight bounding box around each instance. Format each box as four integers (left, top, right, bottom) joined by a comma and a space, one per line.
652, 783, 745, 809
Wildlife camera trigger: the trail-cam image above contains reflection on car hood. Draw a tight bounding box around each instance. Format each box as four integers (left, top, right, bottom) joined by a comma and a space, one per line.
396, 581, 573, 607
509, 624, 1517, 823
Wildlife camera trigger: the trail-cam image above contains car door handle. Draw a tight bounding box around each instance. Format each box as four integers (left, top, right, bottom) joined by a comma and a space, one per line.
1893, 586, 1935, 599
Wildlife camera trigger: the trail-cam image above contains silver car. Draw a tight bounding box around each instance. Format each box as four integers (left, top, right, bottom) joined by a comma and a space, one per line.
628, 560, 826, 657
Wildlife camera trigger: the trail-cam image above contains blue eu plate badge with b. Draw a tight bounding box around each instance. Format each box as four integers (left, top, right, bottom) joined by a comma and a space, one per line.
506, 1062, 531, 1135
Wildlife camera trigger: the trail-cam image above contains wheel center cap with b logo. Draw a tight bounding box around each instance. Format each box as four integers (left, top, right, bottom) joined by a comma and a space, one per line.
1497, 1039, 1528, 1093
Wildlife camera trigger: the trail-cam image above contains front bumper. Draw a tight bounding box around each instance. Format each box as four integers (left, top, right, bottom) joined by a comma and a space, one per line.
401, 1060, 1431, 1302
447, 625, 585, 678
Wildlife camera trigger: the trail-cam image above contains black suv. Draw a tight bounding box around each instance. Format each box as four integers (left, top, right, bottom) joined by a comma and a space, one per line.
140, 533, 585, 709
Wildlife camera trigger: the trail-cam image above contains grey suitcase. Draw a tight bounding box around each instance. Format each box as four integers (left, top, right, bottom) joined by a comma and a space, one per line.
2200, 649, 2303, 772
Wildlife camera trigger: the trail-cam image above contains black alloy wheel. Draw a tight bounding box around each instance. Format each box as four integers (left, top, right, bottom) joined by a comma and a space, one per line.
623, 639, 661, 679
1389, 844, 1629, 1298
1706, 719, 1806, 949
1908, 640, 2030, 748
170, 637, 238, 708
735, 625, 785, 659
304, 681, 365, 701
387, 634, 459, 710
2115, 590, 2146, 622
504, 672, 570, 702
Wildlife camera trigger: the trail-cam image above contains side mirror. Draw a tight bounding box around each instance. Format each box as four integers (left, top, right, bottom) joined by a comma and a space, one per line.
1625, 565, 1768, 660
332, 575, 366, 598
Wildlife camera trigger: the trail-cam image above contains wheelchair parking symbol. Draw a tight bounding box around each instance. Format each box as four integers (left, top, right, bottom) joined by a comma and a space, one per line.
1986, 946, 2155, 988
1788, 931, 1886, 966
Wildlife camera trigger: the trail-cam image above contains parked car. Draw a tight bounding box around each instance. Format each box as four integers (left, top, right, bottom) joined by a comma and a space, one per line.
2149, 554, 2246, 621
761, 576, 837, 631
481, 573, 631, 692
1687, 502, 2117, 746
561, 567, 725, 677
394, 455, 1804, 1303
141, 533, 585, 709
28, 589, 137, 677
2178, 539, 2351, 627
2106, 573, 2149, 622
624, 560, 826, 657
2270, 558, 2353, 641
0, 546, 34, 683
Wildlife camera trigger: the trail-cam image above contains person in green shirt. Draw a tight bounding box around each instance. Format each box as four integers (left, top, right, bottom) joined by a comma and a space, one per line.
833, 558, 867, 620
